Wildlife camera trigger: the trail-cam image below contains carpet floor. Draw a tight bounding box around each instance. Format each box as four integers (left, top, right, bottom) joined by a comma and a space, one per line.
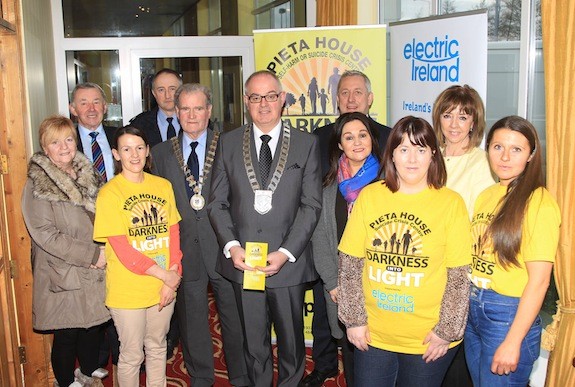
101, 294, 346, 386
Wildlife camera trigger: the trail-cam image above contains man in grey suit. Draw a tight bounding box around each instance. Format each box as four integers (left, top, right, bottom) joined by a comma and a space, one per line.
208, 70, 322, 387
151, 83, 249, 387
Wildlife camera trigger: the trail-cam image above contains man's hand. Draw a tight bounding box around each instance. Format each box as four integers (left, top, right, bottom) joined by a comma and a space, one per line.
230, 246, 253, 272
256, 251, 288, 277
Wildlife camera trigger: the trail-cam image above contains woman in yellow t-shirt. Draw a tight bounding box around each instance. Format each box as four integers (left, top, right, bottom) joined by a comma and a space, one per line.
94, 126, 182, 386
464, 116, 560, 386
338, 116, 472, 387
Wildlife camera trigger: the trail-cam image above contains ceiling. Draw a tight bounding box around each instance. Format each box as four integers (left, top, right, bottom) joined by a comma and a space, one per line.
61, 0, 199, 37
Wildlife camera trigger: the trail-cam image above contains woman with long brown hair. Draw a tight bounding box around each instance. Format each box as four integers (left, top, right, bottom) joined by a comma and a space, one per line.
464, 116, 561, 386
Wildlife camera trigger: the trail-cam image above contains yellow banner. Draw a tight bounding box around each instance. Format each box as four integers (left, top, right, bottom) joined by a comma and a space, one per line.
254, 26, 388, 132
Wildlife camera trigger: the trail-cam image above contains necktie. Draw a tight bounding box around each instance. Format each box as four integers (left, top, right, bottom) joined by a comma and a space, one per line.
259, 135, 272, 187
187, 141, 200, 182
89, 132, 107, 181
166, 117, 176, 139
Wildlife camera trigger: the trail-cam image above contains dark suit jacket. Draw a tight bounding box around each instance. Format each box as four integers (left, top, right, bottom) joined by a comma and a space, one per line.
130, 107, 164, 148
76, 125, 116, 153
314, 116, 392, 177
151, 130, 220, 282
208, 124, 322, 288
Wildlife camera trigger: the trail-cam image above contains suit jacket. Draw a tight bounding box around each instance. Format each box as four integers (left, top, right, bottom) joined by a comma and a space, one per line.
151, 130, 220, 282
314, 116, 392, 177
76, 125, 116, 153
130, 107, 164, 148
208, 123, 322, 288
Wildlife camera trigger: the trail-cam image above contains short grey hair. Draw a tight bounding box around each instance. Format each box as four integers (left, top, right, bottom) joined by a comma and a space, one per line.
337, 70, 372, 93
175, 83, 213, 108
70, 82, 107, 104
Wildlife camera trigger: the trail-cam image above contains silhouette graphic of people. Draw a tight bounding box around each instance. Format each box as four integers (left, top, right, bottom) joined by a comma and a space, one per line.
327, 67, 341, 114
402, 230, 412, 255
143, 210, 149, 226
389, 232, 397, 253
299, 93, 306, 115
318, 88, 329, 114
150, 204, 158, 224
307, 77, 319, 114
395, 240, 401, 254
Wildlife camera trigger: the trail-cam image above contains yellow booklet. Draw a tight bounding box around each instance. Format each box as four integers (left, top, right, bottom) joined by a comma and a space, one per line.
243, 242, 268, 291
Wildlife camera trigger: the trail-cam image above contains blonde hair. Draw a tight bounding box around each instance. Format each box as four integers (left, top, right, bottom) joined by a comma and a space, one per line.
39, 115, 77, 150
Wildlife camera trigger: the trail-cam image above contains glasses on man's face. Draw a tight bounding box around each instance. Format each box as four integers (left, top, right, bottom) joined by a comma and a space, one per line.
247, 92, 280, 104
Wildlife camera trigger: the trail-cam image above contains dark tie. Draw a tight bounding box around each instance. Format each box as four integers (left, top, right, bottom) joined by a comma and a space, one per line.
166, 117, 176, 139
259, 135, 272, 187
89, 131, 107, 181
187, 141, 199, 182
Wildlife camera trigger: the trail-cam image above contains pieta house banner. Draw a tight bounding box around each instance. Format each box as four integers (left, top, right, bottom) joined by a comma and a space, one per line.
389, 10, 488, 125
254, 25, 388, 134
254, 25, 386, 344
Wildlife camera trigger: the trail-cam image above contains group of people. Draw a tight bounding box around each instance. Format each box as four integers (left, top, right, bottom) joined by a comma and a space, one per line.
21, 66, 560, 387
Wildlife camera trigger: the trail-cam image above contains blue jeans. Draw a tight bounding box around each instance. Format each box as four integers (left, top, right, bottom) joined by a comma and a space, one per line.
354, 344, 458, 387
464, 286, 542, 387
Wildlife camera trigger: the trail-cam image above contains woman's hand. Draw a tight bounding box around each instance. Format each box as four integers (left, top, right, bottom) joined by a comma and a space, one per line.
163, 269, 181, 290
422, 331, 450, 363
347, 325, 371, 351
158, 284, 176, 312
93, 248, 107, 269
328, 287, 338, 303
491, 339, 520, 375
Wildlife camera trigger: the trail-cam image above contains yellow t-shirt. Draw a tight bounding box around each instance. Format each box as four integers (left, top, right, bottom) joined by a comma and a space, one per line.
94, 173, 181, 309
338, 182, 471, 354
470, 184, 560, 297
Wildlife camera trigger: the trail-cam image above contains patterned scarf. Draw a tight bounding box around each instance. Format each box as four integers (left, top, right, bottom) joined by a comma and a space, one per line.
337, 153, 379, 214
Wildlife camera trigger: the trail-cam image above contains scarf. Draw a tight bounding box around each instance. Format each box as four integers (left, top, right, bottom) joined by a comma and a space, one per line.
338, 153, 379, 214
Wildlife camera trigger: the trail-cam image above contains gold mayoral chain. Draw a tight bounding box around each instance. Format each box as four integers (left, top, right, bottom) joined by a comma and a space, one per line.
242, 122, 290, 215
171, 131, 220, 210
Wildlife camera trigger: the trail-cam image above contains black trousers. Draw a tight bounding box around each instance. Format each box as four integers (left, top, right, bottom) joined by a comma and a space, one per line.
52, 322, 107, 386
310, 279, 339, 372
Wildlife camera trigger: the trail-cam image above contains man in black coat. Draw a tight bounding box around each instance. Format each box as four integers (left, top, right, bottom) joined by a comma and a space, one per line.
301, 70, 392, 387
130, 68, 183, 147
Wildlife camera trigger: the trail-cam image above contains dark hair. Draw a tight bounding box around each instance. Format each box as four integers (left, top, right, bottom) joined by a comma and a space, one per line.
112, 126, 152, 175
382, 116, 446, 192
324, 112, 381, 187
484, 115, 543, 268
432, 84, 486, 149
152, 68, 183, 89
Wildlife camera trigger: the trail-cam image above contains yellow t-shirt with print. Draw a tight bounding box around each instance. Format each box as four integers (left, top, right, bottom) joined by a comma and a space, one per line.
470, 184, 560, 297
338, 182, 471, 354
94, 173, 181, 309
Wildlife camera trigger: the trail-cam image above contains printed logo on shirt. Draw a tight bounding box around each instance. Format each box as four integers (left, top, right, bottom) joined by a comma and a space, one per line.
366, 211, 430, 294
122, 193, 170, 268
470, 211, 495, 288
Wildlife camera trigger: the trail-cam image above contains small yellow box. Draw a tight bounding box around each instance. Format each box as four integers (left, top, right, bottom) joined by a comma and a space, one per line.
243, 242, 268, 291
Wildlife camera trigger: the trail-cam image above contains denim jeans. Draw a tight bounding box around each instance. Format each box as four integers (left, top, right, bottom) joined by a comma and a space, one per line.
464, 285, 542, 387
354, 344, 458, 387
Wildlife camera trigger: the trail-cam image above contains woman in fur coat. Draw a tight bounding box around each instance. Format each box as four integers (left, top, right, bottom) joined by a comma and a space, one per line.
21, 115, 111, 387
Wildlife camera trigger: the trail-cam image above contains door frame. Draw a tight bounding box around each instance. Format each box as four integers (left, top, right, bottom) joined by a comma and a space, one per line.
51, 0, 255, 126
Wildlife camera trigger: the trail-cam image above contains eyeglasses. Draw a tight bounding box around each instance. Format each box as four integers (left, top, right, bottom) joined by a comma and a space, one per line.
247, 93, 280, 104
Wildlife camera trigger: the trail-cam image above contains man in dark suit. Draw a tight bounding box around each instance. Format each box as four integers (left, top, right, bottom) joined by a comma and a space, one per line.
69, 82, 116, 182
151, 83, 249, 387
301, 70, 392, 387
131, 68, 183, 147
208, 70, 322, 387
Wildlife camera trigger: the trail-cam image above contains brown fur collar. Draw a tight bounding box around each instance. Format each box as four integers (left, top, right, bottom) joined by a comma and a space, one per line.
27, 151, 102, 213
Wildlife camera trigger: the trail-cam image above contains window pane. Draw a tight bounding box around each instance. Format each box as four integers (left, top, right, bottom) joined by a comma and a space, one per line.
66, 50, 122, 128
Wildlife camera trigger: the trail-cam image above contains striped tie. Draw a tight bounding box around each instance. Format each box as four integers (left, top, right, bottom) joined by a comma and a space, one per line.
89, 131, 107, 181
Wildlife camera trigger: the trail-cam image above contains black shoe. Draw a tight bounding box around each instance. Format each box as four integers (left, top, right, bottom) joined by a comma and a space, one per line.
298, 369, 339, 387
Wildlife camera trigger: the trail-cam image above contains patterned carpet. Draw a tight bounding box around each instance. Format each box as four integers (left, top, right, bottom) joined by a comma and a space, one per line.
102, 294, 346, 386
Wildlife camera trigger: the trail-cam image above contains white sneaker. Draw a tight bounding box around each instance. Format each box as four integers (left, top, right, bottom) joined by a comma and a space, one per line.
74, 368, 94, 386
91, 367, 109, 379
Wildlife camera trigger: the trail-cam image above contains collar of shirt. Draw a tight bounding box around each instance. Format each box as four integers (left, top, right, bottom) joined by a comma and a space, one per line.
182, 129, 208, 174
253, 121, 282, 159
157, 108, 180, 141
